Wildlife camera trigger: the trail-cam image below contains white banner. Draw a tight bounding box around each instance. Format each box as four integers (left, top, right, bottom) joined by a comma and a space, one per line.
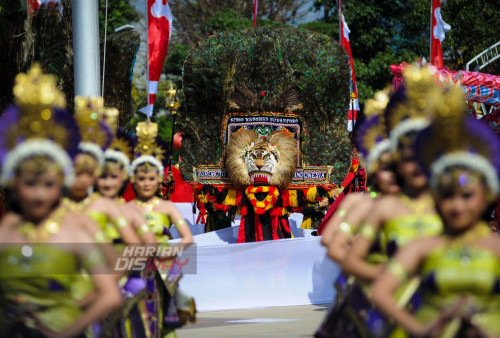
171, 234, 340, 312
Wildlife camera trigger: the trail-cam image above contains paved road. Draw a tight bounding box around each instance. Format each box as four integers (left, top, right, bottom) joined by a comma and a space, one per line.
177, 304, 330, 337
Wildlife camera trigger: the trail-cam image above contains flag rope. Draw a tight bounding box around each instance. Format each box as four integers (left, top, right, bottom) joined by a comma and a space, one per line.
101, 0, 109, 99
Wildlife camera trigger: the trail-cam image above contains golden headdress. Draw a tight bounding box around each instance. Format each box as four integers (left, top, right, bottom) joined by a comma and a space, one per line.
129, 121, 167, 180
386, 65, 442, 150
0, 64, 80, 187
102, 107, 134, 178
74, 96, 113, 168
356, 88, 392, 173
414, 82, 500, 200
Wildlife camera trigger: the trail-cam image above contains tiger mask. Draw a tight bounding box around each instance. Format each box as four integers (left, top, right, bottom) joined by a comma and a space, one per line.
226, 129, 298, 187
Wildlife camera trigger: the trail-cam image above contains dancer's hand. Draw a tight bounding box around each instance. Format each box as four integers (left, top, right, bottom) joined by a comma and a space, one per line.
414, 296, 466, 337
30, 314, 60, 338
457, 296, 490, 338
417, 316, 453, 337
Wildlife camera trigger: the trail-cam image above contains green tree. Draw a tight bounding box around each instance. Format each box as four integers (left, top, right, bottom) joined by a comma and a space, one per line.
0, 0, 24, 33
99, 0, 140, 37
169, 0, 306, 46
307, 1, 427, 105
0, 0, 140, 113
164, 8, 283, 77
0, 0, 25, 110
299, 21, 338, 37
165, 43, 192, 76
311, 0, 500, 107
442, 0, 500, 74
204, 8, 253, 32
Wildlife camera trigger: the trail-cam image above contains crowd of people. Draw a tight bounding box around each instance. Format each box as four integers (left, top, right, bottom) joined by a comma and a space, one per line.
317, 65, 500, 337
0, 64, 195, 337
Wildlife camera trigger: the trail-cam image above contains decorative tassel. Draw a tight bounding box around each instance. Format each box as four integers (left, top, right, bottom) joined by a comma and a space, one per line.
306, 187, 318, 203
301, 217, 313, 229
223, 189, 237, 206
287, 190, 299, 208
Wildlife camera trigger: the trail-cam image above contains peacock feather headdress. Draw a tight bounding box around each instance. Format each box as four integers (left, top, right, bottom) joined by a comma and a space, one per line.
414, 82, 500, 200
180, 26, 352, 186
0, 63, 80, 187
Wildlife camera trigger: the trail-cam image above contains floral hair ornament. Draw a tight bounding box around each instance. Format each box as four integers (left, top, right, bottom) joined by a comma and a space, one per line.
356, 88, 392, 174
414, 82, 500, 201
74, 96, 113, 174
0, 63, 80, 187
386, 65, 442, 152
129, 121, 167, 182
101, 107, 134, 179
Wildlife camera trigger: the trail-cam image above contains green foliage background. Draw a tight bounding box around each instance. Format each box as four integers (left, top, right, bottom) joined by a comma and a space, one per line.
308, 0, 500, 108
98, 0, 140, 36
1, 0, 499, 131
163, 0, 499, 115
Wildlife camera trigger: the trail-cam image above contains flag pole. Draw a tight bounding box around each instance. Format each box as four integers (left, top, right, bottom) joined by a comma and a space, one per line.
167, 89, 179, 169
146, 0, 150, 120
73, 0, 101, 97
350, 93, 354, 132
169, 109, 177, 169
338, 0, 342, 43
429, 0, 433, 64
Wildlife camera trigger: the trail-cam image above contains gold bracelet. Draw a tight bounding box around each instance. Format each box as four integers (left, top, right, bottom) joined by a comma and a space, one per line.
386, 260, 408, 281
115, 216, 128, 229
337, 207, 347, 218
174, 218, 187, 229
82, 248, 106, 270
338, 221, 354, 237
137, 224, 150, 236
359, 222, 376, 241
94, 231, 108, 243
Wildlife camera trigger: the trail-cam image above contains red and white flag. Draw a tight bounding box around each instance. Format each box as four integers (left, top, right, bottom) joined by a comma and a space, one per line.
140, 0, 172, 118
430, 0, 451, 68
27, 0, 61, 16
340, 11, 359, 132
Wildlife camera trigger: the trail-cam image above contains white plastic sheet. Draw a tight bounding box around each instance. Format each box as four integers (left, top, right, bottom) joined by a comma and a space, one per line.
171, 235, 339, 312
170, 203, 339, 312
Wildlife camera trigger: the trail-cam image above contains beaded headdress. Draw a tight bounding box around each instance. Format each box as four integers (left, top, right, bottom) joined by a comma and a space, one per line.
386, 66, 441, 150
0, 64, 80, 187
414, 83, 500, 200
129, 121, 167, 181
74, 96, 113, 169
102, 107, 134, 178
356, 88, 391, 173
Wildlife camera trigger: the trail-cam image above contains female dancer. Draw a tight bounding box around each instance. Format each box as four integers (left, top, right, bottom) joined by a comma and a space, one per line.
319, 93, 398, 246
89, 108, 163, 336
128, 120, 195, 337
64, 97, 141, 246
315, 90, 400, 338
372, 83, 500, 337
343, 67, 443, 283
0, 65, 122, 336
326, 89, 400, 263
96, 108, 156, 244
334, 67, 444, 337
